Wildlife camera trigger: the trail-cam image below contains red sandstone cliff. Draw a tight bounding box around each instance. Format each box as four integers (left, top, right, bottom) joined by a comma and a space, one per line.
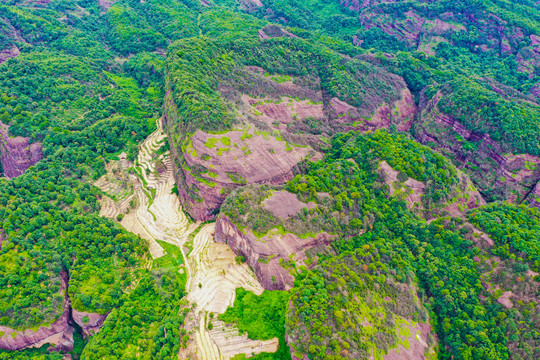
414, 90, 540, 203
0, 124, 43, 178
0, 271, 74, 352
215, 214, 335, 290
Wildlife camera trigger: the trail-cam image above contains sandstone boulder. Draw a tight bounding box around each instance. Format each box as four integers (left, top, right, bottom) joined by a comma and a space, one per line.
71, 309, 108, 338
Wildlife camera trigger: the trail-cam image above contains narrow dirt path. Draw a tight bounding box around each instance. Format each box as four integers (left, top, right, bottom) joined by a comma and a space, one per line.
96, 119, 278, 359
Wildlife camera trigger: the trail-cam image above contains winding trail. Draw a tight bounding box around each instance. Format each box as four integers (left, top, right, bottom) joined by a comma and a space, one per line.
96, 119, 278, 359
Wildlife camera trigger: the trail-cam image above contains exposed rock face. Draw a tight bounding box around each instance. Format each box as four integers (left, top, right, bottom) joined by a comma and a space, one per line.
341, 0, 398, 13
378, 159, 486, 217
215, 215, 335, 290
258, 24, 297, 40
0, 272, 74, 352
356, 8, 465, 53
166, 49, 416, 221
330, 88, 417, 131
531, 81, 540, 100
0, 17, 26, 64
99, 0, 117, 13
71, 309, 108, 338
414, 90, 540, 203
526, 181, 540, 209
379, 160, 426, 209
0, 123, 43, 178
0, 45, 20, 64
345, 3, 528, 56
240, 0, 263, 11
382, 322, 433, 360
0, 268, 109, 352
171, 129, 313, 221
516, 41, 540, 78
263, 191, 316, 219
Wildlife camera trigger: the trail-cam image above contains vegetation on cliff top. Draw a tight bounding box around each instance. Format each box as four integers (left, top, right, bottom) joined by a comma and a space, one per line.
0, 0, 539, 358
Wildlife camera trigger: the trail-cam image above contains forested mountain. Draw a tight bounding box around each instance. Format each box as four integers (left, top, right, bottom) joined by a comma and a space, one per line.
0, 0, 538, 360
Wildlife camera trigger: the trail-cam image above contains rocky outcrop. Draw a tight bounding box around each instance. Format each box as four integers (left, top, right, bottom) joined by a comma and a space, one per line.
286, 333, 309, 360
329, 86, 417, 131
378, 159, 486, 217
170, 129, 313, 221
0, 271, 74, 352
165, 39, 417, 221
346, 3, 529, 56
525, 181, 540, 209
258, 24, 297, 40
215, 215, 335, 290
99, 0, 117, 13
240, 0, 263, 11
531, 81, 540, 100
0, 17, 26, 64
0, 124, 43, 178
414, 90, 540, 203
71, 309, 108, 338
0, 45, 20, 64
382, 322, 433, 360
355, 8, 465, 53
0, 266, 109, 352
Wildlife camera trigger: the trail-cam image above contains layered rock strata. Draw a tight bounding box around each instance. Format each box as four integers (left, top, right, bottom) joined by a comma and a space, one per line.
215, 215, 335, 290
0, 272, 74, 352
414, 90, 540, 203
0, 124, 43, 178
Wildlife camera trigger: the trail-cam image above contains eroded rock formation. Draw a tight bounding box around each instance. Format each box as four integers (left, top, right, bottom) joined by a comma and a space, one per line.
0, 269, 108, 352
0, 124, 43, 178
414, 90, 540, 203
165, 57, 417, 221
0, 17, 26, 64
378, 159, 486, 217
215, 214, 335, 290
71, 310, 108, 338
516, 36, 540, 78
0, 45, 20, 64
347, 3, 528, 56
0, 271, 74, 352
170, 128, 314, 221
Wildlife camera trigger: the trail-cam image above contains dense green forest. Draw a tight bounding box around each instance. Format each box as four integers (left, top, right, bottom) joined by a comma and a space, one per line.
0, 0, 538, 359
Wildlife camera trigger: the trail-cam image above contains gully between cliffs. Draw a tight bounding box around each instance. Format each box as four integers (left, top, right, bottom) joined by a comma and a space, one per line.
0, 269, 105, 352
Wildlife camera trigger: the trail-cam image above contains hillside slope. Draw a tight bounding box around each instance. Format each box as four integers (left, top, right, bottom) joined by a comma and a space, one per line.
0, 1, 538, 360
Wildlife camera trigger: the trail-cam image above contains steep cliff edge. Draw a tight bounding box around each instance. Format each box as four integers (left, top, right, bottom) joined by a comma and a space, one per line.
0, 268, 108, 351
165, 35, 417, 220
214, 185, 347, 290
71, 310, 108, 339
216, 213, 335, 290
168, 125, 315, 221
0, 123, 42, 178
0, 271, 74, 352
414, 89, 540, 204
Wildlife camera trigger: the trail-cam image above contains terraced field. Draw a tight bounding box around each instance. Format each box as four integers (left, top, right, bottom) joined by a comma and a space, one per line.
96, 119, 276, 359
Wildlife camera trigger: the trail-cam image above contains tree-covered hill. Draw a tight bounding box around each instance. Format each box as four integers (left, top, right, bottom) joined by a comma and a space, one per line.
0, 0, 538, 359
